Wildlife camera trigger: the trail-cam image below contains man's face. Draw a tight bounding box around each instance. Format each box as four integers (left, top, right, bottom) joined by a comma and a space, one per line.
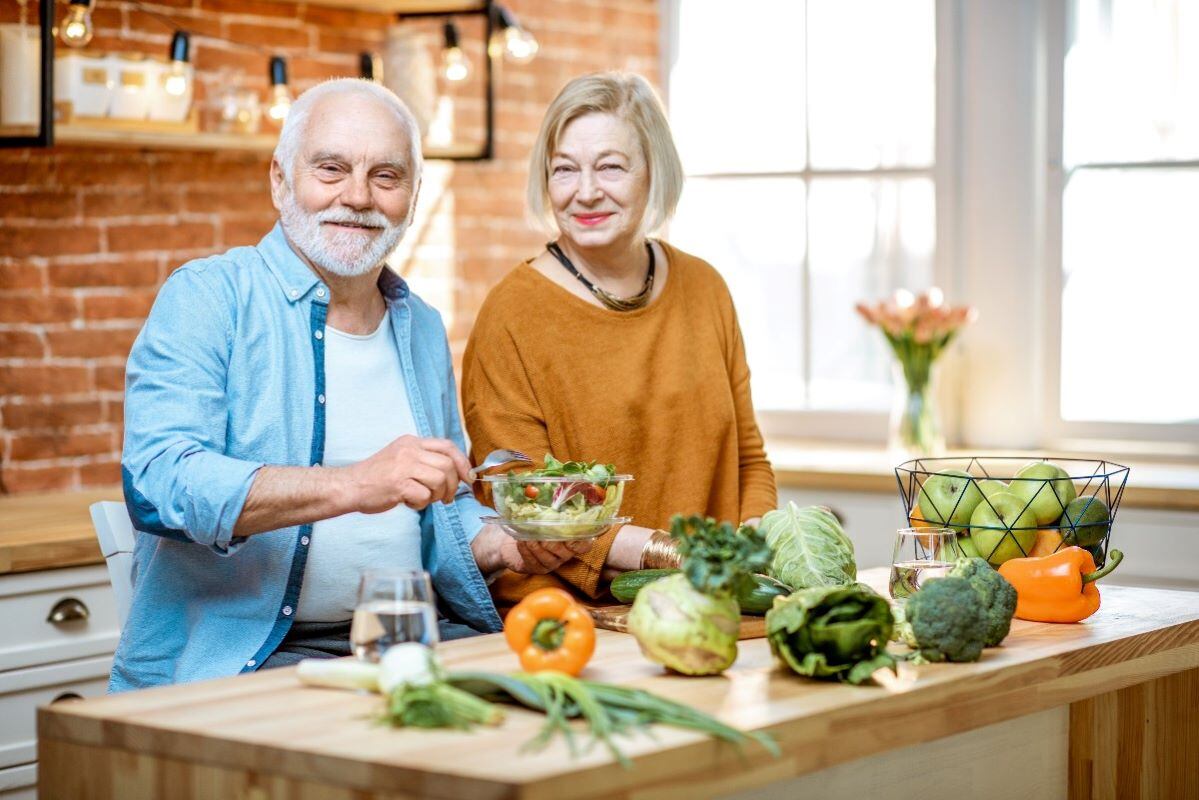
272, 94, 419, 277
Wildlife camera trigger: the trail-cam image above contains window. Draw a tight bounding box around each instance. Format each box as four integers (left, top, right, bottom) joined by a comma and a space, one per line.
665, 0, 937, 427
1053, 0, 1199, 433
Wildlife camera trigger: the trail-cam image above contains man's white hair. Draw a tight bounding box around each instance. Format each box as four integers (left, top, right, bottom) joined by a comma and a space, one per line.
273, 78, 423, 185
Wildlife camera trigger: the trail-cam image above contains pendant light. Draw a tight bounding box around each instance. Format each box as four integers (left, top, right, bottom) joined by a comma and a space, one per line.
60, 0, 94, 48
267, 56, 292, 121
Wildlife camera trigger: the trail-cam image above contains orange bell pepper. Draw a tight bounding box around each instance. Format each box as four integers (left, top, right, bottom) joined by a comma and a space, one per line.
503, 588, 596, 675
997, 546, 1124, 623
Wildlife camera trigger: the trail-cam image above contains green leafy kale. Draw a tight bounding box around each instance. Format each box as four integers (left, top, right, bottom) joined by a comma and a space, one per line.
765, 583, 896, 685
670, 515, 772, 599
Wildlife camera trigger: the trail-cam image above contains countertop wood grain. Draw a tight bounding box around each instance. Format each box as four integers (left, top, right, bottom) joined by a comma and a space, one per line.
0, 488, 116, 575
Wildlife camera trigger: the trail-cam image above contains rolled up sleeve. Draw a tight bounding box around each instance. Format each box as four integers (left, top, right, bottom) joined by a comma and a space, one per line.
122, 267, 262, 554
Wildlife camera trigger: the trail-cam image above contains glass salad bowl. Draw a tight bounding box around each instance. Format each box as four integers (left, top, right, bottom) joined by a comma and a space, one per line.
481, 458, 632, 542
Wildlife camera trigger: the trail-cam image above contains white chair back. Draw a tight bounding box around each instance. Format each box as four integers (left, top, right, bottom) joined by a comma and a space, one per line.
89, 501, 136, 630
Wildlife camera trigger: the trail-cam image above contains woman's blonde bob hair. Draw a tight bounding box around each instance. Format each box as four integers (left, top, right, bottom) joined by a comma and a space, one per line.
527, 72, 683, 237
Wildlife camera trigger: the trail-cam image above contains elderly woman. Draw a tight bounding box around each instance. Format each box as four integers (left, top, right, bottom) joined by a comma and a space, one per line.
462, 72, 776, 607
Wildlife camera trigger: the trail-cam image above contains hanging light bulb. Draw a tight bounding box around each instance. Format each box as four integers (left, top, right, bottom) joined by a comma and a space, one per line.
503, 25, 538, 63
60, 0, 94, 48
267, 56, 292, 122
440, 20, 469, 82
359, 51, 382, 83
163, 31, 191, 97
489, 5, 538, 64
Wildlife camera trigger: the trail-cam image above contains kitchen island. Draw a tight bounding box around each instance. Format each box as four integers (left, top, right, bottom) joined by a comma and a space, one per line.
37, 569, 1199, 800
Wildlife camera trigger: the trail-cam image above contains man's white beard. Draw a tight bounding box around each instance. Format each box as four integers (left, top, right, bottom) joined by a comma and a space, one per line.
279, 187, 409, 277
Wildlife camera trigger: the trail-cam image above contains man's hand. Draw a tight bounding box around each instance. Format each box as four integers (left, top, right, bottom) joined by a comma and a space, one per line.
343, 435, 472, 513
470, 524, 593, 575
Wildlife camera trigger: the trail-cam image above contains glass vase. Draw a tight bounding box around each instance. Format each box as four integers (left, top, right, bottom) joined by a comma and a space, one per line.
888, 361, 945, 456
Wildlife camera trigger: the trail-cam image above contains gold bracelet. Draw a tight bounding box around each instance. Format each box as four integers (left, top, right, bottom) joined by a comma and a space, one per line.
639, 530, 680, 570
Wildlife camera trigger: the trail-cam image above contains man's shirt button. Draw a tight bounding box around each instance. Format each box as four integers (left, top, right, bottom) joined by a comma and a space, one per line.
282, 605, 293, 616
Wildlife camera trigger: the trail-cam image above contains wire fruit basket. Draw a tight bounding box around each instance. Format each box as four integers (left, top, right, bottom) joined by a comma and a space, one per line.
894, 457, 1130, 568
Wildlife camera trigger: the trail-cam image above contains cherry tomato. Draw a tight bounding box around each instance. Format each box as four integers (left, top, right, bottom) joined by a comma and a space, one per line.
524, 484, 540, 499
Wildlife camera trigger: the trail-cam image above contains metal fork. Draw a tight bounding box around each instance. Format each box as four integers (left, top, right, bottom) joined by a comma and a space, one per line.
468, 448, 532, 481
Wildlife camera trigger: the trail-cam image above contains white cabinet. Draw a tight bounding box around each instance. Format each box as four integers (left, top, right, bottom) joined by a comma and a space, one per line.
0, 565, 117, 797
0, 764, 36, 800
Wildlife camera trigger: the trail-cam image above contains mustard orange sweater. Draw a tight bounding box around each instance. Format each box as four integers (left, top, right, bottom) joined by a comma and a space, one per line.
461, 242, 777, 606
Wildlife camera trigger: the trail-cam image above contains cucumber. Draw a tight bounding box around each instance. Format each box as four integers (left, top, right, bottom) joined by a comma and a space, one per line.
610, 569, 792, 615
610, 569, 679, 603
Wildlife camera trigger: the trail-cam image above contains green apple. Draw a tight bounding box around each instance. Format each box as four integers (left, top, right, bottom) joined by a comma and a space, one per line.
1009, 461, 1077, 525
953, 533, 981, 560
917, 469, 984, 532
977, 479, 1009, 499
970, 492, 1038, 566
1060, 495, 1110, 547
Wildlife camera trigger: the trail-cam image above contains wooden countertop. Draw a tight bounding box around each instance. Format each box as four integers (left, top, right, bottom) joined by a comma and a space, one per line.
38, 570, 1199, 800
0, 488, 116, 575
768, 439, 1199, 511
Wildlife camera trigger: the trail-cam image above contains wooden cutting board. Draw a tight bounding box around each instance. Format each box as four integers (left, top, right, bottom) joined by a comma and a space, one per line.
588, 604, 768, 639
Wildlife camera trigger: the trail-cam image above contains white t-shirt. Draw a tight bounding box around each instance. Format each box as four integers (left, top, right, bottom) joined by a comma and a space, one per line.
295, 314, 423, 622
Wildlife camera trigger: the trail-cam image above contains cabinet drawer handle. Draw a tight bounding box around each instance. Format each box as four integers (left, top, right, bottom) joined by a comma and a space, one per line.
51, 692, 84, 704
47, 597, 90, 624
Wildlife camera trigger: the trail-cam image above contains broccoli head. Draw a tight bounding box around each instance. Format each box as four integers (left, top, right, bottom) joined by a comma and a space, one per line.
903, 576, 988, 663
948, 557, 1018, 647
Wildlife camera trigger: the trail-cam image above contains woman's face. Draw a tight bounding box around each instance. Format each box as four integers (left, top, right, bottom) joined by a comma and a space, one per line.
548, 111, 650, 251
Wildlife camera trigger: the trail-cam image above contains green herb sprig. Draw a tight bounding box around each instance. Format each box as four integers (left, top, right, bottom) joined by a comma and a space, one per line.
380, 682, 503, 730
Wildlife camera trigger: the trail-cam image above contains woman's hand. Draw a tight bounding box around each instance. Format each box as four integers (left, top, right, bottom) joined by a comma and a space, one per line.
471, 525, 593, 575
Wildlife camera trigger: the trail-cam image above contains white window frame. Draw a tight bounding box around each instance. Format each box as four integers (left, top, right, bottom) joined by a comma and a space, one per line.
1038, 0, 1199, 456
660, 0, 959, 445
662, 0, 1197, 457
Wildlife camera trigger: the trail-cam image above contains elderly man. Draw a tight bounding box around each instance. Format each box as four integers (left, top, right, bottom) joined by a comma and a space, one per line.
111, 79, 585, 692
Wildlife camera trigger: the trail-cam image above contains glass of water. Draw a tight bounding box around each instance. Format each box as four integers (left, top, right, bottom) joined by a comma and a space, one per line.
889, 527, 963, 601
350, 568, 439, 662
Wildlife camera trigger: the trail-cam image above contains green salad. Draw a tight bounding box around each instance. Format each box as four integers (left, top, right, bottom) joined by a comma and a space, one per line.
491, 455, 626, 534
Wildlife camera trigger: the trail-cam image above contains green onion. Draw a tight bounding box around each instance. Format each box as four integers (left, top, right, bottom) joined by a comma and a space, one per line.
448, 671, 779, 765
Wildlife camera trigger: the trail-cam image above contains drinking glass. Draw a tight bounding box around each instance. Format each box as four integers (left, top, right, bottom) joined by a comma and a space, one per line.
888, 527, 964, 601
350, 568, 439, 662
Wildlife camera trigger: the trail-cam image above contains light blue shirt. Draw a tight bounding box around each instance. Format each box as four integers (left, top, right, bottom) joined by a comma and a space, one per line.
110, 223, 502, 692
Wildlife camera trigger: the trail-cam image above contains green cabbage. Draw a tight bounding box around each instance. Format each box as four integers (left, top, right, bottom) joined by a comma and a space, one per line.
760, 503, 856, 589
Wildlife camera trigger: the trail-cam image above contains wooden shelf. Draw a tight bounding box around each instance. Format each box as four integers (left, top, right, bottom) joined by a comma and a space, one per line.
44, 124, 486, 160
273, 0, 485, 12
57, 123, 277, 153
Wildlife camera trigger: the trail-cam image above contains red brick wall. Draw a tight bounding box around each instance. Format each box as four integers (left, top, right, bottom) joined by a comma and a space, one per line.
0, 0, 660, 493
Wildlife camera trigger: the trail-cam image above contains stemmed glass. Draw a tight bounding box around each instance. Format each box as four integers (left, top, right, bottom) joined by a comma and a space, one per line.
350, 568, 439, 662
